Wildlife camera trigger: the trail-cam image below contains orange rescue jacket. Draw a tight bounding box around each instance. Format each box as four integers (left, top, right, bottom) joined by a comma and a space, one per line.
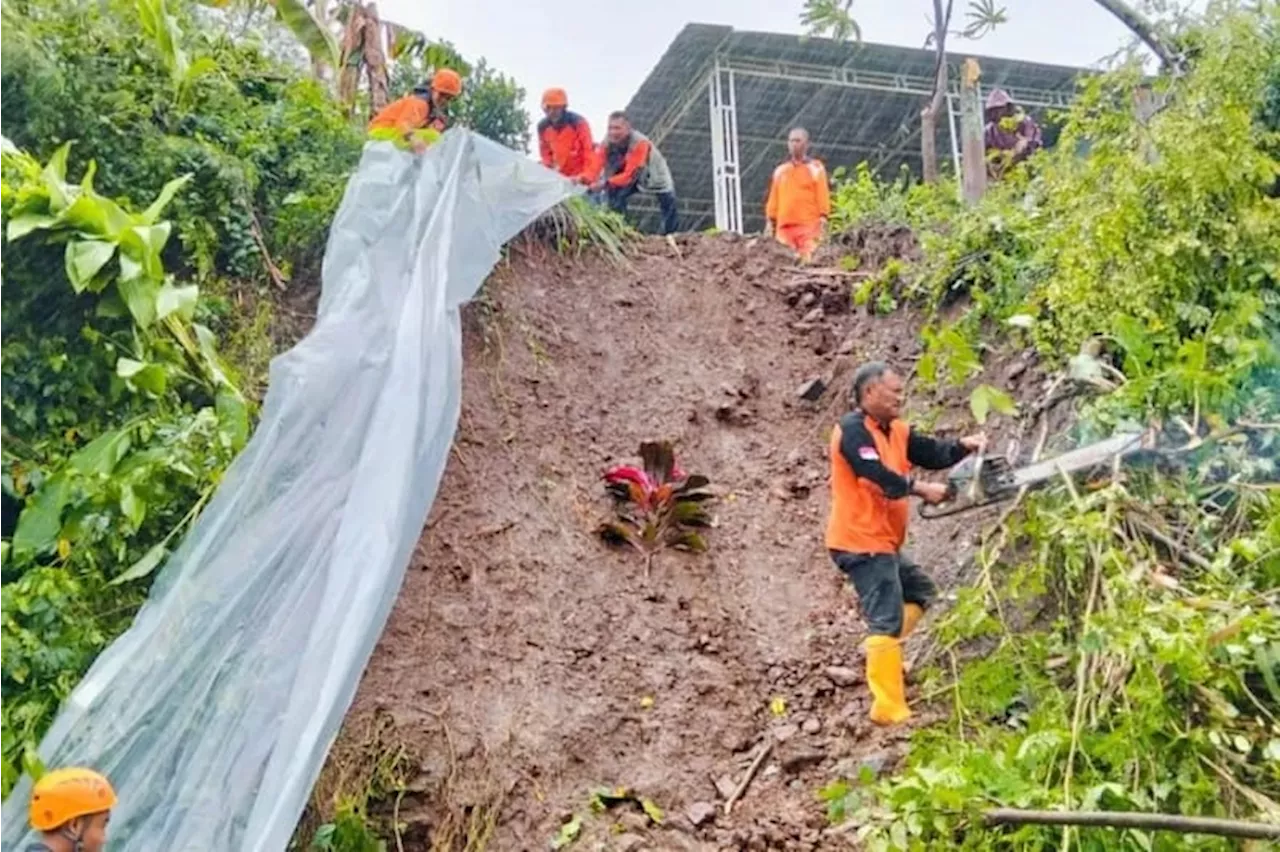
538, 111, 594, 178
766, 158, 831, 228
826, 412, 967, 554
368, 91, 448, 139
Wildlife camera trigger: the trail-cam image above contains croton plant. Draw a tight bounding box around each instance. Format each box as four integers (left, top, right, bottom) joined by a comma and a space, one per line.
597, 441, 715, 574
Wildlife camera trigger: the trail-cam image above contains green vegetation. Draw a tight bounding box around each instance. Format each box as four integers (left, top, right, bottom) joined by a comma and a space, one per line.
0, 0, 539, 817
819, 5, 1280, 849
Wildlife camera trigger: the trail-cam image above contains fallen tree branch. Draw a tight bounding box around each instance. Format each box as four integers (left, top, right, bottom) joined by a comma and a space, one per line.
244, 202, 289, 291
983, 808, 1280, 840
724, 737, 773, 816
1128, 516, 1213, 572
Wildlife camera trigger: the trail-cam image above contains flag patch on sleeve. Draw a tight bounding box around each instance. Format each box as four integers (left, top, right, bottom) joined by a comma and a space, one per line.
858, 446, 880, 461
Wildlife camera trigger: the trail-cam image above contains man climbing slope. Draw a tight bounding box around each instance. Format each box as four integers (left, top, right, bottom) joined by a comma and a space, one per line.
25, 768, 116, 852
587, 111, 679, 235
827, 362, 985, 725
367, 68, 464, 153
765, 127, 830, 262
537, 88, 595, 180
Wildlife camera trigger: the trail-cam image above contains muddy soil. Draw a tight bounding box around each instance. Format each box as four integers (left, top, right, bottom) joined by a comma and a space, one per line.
328, 231, 1050, 851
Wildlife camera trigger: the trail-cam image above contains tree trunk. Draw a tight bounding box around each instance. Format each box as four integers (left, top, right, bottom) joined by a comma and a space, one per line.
959, 58, 986, 203
920, 0, 951, 184
1093, 0, 1180, 69
362, 3, 388, 114
337, 3, 365, 113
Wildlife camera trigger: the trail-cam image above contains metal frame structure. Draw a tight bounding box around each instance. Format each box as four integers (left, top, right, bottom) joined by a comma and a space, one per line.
623, 25, 1086, 234
708, 59, 744, 233
695, 54, 1074, 233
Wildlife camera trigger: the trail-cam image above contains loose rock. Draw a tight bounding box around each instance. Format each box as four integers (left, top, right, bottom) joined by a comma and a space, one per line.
687, 801, 718, 827
825, 665, 861, 687
797, 377, 827, 401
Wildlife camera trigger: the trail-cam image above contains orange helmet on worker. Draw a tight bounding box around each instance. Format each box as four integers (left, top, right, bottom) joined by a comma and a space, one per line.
27, 767, 116, 852
368, 67, 465, 152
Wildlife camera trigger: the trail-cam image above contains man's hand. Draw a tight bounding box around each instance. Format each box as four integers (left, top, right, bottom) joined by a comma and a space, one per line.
410, 137, 428, 155
1013, 137, 1030, 156
960, 433, 988, 454
589, 180, 605, 193
763, 220, 774, 237
913, 481, 951, 505
818, 216, 827, 233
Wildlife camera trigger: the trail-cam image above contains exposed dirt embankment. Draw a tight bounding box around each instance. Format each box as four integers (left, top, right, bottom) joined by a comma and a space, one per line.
327, 232, 1045, 851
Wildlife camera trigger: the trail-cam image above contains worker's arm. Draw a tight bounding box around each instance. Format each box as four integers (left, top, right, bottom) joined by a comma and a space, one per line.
607, 138, 650, 188
575, 119, 594, 172
815, 161, 831, 220
839, 416, 913, 499
369, 97, 429, 139
538, 125, 554, 169
583, 143, 605, 185
765, 167, 780, 224
906, 429, 970, 471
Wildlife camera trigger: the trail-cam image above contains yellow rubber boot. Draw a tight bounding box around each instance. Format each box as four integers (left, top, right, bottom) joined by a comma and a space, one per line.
899, 603, 925, 639
864, 635, 911, 725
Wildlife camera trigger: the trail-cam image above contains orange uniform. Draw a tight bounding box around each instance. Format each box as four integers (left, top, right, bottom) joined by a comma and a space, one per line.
537, 111, 594, 179
766, 158, 831, 257
368, 91, 448, 141
826, 413, 967, 554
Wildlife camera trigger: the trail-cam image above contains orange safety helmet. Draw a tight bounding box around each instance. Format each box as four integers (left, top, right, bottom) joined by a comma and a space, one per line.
432, 68, 463, 97
29, 768, 117, 831
541, 87, 569, 109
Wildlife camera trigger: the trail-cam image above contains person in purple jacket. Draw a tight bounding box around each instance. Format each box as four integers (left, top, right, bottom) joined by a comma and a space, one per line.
984, 88, 1043, 179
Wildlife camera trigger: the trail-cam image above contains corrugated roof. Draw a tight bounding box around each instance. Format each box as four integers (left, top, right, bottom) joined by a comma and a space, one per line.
621, 23, 1086, 233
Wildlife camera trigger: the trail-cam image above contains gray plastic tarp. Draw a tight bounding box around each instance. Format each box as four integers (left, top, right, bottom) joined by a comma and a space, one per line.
1, 130, 574, 850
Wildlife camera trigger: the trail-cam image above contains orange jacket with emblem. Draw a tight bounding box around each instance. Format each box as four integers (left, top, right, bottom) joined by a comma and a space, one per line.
368, 91, 448, 138
538, 111, 594, 178
765, 158, 831, 227
826, 412, 968, 554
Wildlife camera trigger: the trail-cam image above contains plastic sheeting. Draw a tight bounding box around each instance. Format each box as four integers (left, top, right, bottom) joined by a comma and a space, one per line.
1, 131, 575, 850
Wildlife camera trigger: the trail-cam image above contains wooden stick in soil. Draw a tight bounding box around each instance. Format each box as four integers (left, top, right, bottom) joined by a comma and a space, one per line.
983, 808, 1280, 840
724, 738, 774, 816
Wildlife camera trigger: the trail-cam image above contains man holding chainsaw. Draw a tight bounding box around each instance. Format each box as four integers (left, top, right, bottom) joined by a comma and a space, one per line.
827, 361, 985, 726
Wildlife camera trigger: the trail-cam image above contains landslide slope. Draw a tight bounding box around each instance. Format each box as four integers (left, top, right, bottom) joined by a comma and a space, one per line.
327, 231, 1041, 851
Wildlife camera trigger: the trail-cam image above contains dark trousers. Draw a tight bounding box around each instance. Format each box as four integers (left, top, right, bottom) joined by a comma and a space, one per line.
830, 550, 937, 637
605, 182, 679, 235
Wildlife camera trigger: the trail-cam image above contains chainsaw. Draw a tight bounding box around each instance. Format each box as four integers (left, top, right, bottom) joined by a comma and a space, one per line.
918, 428, 1161, 519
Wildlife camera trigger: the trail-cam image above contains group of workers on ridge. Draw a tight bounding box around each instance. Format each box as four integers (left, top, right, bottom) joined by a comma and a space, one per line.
370, 76, 681, 234
366, 69, 1041, 251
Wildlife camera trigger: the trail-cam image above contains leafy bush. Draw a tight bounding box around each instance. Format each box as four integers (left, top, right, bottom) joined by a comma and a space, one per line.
2, 0, 362, 284
0, 140, 247, 796
819, 6, 1280, 849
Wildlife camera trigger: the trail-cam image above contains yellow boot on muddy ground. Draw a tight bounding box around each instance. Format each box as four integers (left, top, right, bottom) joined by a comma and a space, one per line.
864, 635, 911, 725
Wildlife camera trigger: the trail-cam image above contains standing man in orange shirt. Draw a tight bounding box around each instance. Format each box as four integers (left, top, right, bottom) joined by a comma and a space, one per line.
537, 88, 595, 181
765, 127, 831, 261
827, 362, 985, 725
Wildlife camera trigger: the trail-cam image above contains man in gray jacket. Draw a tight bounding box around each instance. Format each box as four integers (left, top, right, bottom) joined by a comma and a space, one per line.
588, 111, 679, 234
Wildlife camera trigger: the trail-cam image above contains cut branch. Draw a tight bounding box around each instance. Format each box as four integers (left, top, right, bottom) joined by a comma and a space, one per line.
984, 808, 1280, 840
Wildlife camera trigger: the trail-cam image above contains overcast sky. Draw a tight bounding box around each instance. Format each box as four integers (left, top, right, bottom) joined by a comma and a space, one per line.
377, 0, 1161, 145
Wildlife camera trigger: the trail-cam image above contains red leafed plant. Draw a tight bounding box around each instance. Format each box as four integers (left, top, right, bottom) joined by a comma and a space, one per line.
597, 441, 715, 576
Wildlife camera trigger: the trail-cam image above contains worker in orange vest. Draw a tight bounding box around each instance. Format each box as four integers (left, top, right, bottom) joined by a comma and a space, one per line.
537, 88, 595, 180
25, 767, 117, 852
764, 127, 831, 262
368, 68, 464, 153
827, 362, 985, 725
